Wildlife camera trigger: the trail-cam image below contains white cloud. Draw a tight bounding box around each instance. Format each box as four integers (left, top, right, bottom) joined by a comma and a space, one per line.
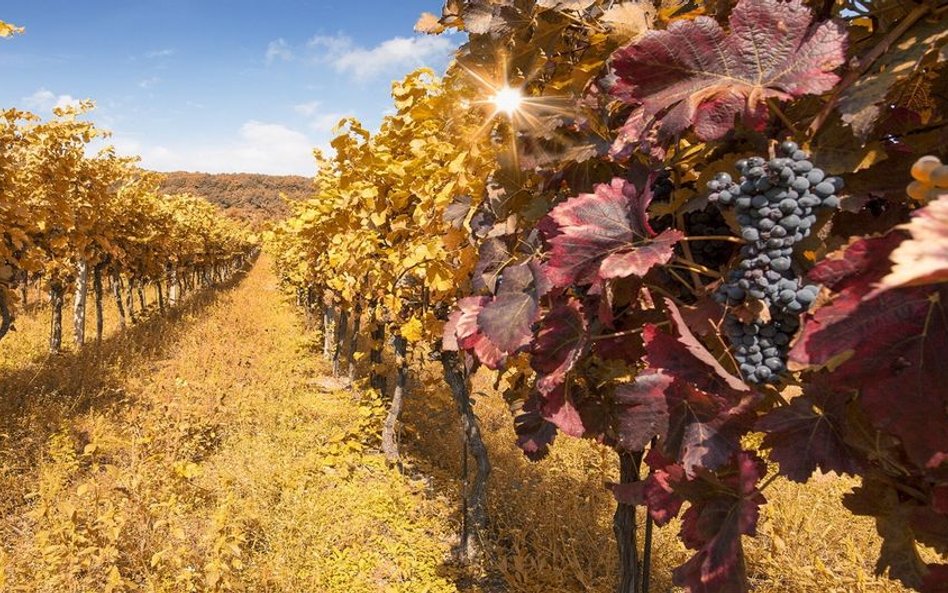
110, 121, 320, 176
146, 49, 175, 59
293, 100, 322, 118
308, 112, 347, 133
138, 76, 160, 89
307, 33, 456, 81
293, 100, 348, 132
23, 88, 82, 112
307, 33, 356, 58
265, 38, 293, 64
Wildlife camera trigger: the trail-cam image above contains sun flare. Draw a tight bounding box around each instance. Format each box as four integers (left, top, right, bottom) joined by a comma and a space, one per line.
491, 85, 524, 117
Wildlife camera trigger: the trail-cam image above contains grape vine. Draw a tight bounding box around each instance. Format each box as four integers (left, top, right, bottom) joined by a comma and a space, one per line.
0, 97, 255, 349
269, 1, 947, 591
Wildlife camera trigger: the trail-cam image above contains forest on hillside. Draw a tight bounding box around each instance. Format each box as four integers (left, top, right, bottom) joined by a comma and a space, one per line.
160, 172, 310, 223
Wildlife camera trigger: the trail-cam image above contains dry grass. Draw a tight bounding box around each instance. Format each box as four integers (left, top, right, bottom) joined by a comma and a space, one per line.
0, 260, 459, 592
0, 260, 919, 593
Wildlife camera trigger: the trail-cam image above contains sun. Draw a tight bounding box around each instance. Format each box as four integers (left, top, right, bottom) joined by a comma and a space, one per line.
491, 85, 524, 117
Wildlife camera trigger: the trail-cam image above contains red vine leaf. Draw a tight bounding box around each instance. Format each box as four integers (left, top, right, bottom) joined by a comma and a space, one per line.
642, 453, 687, 525
792, 233, 948, 470
672, 452, 767, 593
514, 394, 559, 461
756, 383, 862, 482
922, 565, 948, 593
646, 299, 750, 396
453, 296, 507, 368
610, 0, 846, 144
666, 382, 757, 475
543, 178, 680, 287
538, 385, 586, 437
614, 371, 672, 452
477, 292, 539, 353
845, 480, 934, 590
532, 299, 588, 395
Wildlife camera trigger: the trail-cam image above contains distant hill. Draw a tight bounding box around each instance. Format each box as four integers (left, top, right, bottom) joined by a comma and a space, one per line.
159, 172, 312, 223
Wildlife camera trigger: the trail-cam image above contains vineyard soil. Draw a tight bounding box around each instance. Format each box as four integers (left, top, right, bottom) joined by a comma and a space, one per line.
0, 257, 923, 593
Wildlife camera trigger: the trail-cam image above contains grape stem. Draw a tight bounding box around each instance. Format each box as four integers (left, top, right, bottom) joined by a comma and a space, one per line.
667, 267, 700, 296
767, 98, 800, 135
679, 235, 744, 244
588, 320, 671, 342
758, 472, 780, 492
674, 192, 704, 290
672, 257, 722, 279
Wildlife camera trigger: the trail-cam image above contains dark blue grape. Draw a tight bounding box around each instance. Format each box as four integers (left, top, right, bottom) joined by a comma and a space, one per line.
796, 289, 815, 305
813, 181, 835, 198
793, 160, 814, 173
791, 177, 810, 192
771, 257, 791, 272
780, 141, 799, 155
780, 215, 801, 229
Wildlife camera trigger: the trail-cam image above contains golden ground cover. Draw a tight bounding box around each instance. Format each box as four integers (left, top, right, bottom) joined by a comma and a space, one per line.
0, 260, 458, 592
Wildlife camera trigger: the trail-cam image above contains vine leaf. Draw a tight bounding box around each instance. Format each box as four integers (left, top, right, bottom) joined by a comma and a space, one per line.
614, 371, 671, 452
478, 292, 539, 353
791, 233, 948, 471
837, 20, 948, 139
646, 299, 749, 396
672, 452, 767, 593
756, 383, 862, 482
844, 479, 947, 590
543, 177, 682, 287
449, 259, 549, 368
514, 394, 559, 461
532, 299, 588, 395
451, 296, 507, 368
641, 300, 755, 475
610, 0, 846, 145
880, 193, 948, 290
538, 385, 586, 437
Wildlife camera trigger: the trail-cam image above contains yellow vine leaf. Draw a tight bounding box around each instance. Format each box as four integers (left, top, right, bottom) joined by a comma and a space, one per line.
400, 317, 424, 342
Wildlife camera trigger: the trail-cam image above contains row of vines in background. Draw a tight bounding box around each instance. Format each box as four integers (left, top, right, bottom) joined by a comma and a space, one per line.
1, 23, 257, 352
278, 0, 946, 591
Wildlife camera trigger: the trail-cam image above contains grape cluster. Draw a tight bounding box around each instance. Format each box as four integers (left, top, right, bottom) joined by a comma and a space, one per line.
651, 169, 674, 202
685, 208, 736, 269
707, 142, 843, 383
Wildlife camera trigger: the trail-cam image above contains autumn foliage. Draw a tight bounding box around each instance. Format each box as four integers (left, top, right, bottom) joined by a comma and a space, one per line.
271, 0, 947, 590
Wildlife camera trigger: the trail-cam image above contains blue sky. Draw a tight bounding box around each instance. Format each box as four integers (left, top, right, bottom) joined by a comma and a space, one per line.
0, 1, 457, 175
